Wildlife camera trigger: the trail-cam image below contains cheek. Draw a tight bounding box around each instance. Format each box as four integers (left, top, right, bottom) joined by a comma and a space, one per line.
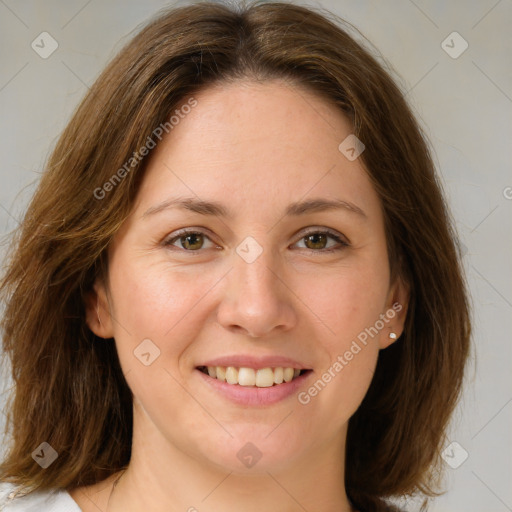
107, 258, 223, 366
300, 280, 382, 431
307, 258, 389, 346
297, 259, 387, 419
106, 260, 222, 421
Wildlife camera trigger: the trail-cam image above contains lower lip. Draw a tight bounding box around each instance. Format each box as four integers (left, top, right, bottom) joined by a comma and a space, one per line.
195, 368, 313, 406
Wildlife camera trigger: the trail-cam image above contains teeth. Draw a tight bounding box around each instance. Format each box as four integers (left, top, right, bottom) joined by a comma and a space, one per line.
201, 366, 305, 387
238, 367, 256, 386
283, 367, 294, 382
225, 366, 238, 385
216, 366, 226, 382
256, 368, 274, 387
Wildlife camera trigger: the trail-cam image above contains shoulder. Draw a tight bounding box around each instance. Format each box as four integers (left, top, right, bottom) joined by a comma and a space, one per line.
0, 482, 80, 511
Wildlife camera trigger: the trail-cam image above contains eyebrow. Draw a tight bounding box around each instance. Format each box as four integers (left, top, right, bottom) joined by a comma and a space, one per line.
142, 196, 367, 219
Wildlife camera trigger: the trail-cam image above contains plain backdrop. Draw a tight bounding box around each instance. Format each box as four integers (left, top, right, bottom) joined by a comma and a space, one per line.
0, 1, 511, 511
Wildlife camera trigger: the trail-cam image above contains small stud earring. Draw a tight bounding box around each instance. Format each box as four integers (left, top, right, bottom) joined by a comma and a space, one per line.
389, 332, 397, 340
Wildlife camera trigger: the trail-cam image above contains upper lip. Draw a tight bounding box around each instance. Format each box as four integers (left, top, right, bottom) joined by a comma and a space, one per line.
198, 355, 311, 370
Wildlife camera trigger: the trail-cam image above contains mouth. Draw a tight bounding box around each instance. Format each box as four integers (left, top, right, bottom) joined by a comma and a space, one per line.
196, 365, 313, 388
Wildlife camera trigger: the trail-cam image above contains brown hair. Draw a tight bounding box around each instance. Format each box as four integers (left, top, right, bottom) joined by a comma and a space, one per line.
0, 2, 472, 511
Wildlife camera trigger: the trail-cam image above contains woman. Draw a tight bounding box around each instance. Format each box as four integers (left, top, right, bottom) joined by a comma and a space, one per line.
0, 1, 471, 511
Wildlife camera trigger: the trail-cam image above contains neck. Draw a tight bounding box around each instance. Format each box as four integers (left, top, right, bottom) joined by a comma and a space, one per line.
106, 407, 355, 512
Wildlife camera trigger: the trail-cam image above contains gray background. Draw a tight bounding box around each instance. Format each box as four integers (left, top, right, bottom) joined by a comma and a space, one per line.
0, 1, 511, 511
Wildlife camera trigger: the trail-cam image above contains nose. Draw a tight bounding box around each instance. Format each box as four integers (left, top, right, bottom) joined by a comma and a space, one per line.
216, 248, 297, 338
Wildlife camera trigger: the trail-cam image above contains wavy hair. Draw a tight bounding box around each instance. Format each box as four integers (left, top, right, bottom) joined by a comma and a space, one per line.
0, 2, 472, 511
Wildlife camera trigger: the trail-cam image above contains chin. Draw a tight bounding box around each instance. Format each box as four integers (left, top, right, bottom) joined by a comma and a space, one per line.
193, 430, 307, 475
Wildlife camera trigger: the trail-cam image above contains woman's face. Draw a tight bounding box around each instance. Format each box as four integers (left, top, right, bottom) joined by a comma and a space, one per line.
88, 80, 408, 474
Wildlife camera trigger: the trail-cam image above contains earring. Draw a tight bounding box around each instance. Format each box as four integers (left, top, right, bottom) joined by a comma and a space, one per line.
389, 332, 397, 340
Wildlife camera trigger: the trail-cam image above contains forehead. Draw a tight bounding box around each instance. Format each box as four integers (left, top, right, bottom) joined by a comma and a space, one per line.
135, 80, 382, 223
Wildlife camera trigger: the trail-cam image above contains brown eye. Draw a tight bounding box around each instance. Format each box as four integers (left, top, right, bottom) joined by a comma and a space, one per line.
165, 230, 216, 251
294, 229, 349, 254
303, 233, 328, 250
179, 233, 204, 250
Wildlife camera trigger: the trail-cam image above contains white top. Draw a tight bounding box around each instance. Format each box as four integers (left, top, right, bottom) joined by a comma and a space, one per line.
0, 482, 80, 511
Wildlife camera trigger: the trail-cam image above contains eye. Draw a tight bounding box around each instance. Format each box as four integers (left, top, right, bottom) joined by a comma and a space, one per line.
164, 227, 349, 254
164, 229, 218, 252
293, 229, 349, 254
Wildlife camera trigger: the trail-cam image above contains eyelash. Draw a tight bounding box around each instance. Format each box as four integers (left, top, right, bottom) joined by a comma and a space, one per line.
163, 227, 350, 255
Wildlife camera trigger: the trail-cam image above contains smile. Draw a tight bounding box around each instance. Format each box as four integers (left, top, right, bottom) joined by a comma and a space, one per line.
195, 365, 314, 406
197, 365, 309, 387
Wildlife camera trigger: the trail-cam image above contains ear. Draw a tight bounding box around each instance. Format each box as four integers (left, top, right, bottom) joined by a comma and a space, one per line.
84, 278, 115, 339
379, 274, 410, 350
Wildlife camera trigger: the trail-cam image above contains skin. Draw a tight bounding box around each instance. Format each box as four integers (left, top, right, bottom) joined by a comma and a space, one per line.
70, 80, 409, 512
